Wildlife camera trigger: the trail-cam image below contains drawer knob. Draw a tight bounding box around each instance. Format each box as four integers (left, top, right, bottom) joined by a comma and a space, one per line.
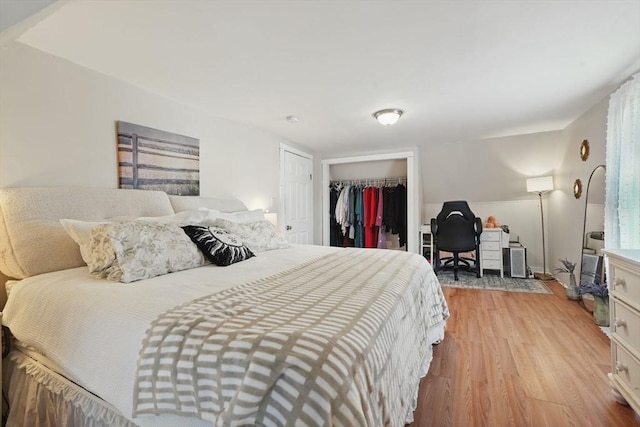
614, 277, 626, 287
616, 362, 628, 373
614, 318, 627, 328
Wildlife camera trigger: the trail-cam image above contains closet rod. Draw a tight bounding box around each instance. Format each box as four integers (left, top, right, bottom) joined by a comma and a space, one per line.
330, 177, 407, 186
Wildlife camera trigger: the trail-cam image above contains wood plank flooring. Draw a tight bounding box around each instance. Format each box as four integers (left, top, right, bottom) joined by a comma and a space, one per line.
408, 280, 640, 427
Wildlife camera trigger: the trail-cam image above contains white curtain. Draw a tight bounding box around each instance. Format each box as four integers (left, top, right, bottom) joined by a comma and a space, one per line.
605, 73, 640, 249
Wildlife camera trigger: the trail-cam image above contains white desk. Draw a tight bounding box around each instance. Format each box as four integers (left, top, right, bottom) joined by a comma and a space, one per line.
480, 229, 509, 277
419, 225, 433, 263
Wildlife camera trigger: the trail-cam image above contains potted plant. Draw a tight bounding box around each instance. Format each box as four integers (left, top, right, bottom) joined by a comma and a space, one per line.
578, 282, 609, 326
556, 258, 579, 300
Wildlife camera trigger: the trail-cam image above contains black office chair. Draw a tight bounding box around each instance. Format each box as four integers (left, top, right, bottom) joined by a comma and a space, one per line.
430, 201, 483, 280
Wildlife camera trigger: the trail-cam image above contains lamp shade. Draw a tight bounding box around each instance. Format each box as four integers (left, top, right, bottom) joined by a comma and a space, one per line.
373, 109, 403, 125
526, 176, 554, 193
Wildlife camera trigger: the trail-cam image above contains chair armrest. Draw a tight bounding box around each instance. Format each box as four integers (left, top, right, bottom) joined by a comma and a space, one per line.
430, 218, 438, 235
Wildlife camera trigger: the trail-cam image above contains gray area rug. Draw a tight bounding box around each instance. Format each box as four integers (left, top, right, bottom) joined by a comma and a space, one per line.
436, 270, 552, 294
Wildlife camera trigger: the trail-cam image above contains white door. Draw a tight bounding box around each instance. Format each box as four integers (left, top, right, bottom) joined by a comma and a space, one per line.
281, 146, 313, 244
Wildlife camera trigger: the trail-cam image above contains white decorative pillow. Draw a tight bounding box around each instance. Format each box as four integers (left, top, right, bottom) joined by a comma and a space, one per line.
200, 208, 265, 224
182, 225, 255, 266
87, 222, 208, 283
211, 218, 290, 252
60, 219, 108, 264
60, 210, 208, 265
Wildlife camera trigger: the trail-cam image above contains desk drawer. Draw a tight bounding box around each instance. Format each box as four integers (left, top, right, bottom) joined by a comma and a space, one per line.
483, 260, 502, 269
612, 299, 640, 354
481, 231, 500, 242
482, 241, 500, 251
482, 250, 501, 261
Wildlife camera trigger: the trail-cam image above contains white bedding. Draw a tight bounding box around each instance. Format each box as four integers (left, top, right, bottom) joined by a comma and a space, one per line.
3, 244, 341, 426
3, 243, 449, 426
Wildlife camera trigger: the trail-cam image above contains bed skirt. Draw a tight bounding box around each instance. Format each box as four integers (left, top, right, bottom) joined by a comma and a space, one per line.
3, 350, 136, 427
3, 320, 447, 427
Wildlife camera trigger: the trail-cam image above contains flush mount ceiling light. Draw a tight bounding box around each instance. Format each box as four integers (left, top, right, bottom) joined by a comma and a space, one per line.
373, 109, 403, 126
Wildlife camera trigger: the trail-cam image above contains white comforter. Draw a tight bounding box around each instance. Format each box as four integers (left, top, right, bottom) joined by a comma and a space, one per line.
2, 245, 447, 426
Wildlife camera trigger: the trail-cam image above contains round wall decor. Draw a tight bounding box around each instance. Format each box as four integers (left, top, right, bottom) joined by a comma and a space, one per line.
573, 178, 583, 199
580, 139, 590, 161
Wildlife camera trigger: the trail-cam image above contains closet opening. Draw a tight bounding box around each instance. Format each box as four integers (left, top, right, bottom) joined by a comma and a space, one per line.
329, 177, 408, 250
321, 151, 420, 253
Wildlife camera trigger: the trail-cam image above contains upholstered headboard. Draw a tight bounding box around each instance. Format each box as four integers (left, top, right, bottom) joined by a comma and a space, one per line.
0, 187, 252, 280
169, 195, 247, 213
0, 187, 175, 279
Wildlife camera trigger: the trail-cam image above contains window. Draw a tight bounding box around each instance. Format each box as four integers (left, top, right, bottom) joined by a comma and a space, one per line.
605, 73, 640, 249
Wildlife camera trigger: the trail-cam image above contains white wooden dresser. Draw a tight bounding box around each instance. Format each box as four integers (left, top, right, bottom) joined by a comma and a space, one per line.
605, 249, 640, 416
480, 228, 509, 277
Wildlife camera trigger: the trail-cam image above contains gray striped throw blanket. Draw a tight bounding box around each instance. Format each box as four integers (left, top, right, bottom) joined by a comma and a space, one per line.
134, 248, 448, 426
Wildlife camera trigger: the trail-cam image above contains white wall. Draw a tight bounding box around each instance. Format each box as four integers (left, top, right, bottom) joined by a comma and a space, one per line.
549, 96, 609, 284
330, 159, 407, 181
421, 131, 564, 203
0, 42, 295, 214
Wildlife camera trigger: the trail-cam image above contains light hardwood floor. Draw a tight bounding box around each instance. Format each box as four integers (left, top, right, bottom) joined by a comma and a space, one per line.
408, 280, 640, 427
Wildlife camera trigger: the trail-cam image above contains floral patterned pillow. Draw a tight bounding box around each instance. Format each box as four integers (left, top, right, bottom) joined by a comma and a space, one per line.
210, 219, 291, 252
61, 210, 208, 265
87, 221, 208, 283
182, 225, 255, 266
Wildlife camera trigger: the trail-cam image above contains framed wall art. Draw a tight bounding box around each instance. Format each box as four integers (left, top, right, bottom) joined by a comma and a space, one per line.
117, 121, 200, 195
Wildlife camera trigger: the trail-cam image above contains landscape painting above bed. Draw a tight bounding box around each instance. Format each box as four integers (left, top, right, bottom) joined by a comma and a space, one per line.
117, 120, 200, 195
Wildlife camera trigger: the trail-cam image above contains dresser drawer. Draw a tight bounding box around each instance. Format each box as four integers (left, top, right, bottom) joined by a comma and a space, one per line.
611, 341, 640, 407
482, 250, 501, 261
481, 231, 500, 242
482, 260, 502, 269
612, 299, 640, 355
610, 262, 640, 306
482, 241, 500, 251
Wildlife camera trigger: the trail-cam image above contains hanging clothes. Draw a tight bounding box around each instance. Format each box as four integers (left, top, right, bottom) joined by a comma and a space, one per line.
329, 178, 406, 250
329, 184, 342, 247
376, 186, 386, 249
395, 183, 407, 247
335, 186, 347, 235
348, 186, 356, 240
382, 182, 407, 248
367, 186, 379, 248
354, 186, 364, 248
362, 186, 370, 247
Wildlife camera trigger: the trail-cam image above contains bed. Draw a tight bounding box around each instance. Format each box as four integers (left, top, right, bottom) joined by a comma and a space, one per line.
0, 187, 449, 427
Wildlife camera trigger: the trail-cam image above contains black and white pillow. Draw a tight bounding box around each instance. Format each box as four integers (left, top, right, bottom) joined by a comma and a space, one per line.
182, 225, 254, 266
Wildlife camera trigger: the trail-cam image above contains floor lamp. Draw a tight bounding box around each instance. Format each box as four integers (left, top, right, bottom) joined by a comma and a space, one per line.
527, 176, 554, 281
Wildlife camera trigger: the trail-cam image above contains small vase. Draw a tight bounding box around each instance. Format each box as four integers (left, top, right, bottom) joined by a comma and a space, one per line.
566, 285, 580, 300
592, 296, 610, 327
565, 273, 580, 300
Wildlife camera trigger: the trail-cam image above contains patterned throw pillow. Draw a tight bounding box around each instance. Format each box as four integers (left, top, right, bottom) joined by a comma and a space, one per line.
86, 222, 208, 283
61, 210, 208, 265
182, 225, 255, 266
209, 219, 290, 252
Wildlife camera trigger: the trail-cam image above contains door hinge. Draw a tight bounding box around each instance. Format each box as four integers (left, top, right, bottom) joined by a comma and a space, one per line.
310, 173, 312, 180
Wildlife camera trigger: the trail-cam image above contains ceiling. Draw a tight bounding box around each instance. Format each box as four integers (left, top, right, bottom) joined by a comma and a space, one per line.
2, 0, 639, 156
